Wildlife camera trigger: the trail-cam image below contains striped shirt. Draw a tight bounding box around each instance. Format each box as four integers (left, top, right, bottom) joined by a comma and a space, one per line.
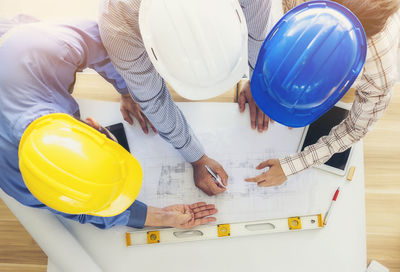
279, 0, 400, 176
99, 0, 271, 163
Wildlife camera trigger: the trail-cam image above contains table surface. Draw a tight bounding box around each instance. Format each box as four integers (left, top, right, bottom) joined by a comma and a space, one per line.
47, 99, 367, 272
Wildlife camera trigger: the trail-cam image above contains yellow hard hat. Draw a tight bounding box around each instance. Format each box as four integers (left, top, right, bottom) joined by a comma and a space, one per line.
18, 113, 143, 217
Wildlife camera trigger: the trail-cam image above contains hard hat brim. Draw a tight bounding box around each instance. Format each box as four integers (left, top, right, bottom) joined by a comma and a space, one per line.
86, 153, 143, 217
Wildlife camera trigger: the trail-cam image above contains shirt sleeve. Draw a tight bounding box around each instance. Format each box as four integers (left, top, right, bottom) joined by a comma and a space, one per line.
99, 0, 204, 163
46, 200, 148, 229
240, 0, 272, 78
279, 13, 400, 176
89, 59, 129, 95
66, 20, 129, 95
0, 14, 40, 38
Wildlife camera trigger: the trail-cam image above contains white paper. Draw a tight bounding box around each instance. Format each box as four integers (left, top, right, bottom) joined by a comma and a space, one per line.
137, 153, 319, 223
119, 102, 322, 223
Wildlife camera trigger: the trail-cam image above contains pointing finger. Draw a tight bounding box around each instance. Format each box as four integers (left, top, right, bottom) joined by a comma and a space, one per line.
245, 173, 266, 183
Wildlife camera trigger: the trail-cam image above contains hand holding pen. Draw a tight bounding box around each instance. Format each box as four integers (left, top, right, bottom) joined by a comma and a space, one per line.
205, 165, 226, 189
191, 155, 228, 196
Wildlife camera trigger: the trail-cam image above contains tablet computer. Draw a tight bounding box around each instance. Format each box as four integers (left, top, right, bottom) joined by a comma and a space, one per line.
297, 101, 353, 176
106, 123, 130, 152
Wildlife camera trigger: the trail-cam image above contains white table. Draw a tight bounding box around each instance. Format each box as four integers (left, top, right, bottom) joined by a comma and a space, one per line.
0, 99, 366, 272
56, 99, 366, 272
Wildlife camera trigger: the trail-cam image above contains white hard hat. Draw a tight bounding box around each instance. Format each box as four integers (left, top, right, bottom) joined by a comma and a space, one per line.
139, 0, 248, 100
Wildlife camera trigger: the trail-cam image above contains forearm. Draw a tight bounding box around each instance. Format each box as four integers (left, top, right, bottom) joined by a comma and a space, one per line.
279, 122, 366, 176
144, 206, 168, 227
280, 87, 393, 176
90, 59, 129, 95
131, 81, 204, 162
280, 20, 398, 176
99, 14, 204, 163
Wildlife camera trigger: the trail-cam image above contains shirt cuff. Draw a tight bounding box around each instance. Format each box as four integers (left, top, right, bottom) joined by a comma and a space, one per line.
279, 155, 308, 177
126, 200, 147, 229
177, 131, 205, 163
116, 87, 129, 95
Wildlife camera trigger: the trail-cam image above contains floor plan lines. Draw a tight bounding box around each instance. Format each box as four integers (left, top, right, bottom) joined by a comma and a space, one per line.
137, 152, 320, 223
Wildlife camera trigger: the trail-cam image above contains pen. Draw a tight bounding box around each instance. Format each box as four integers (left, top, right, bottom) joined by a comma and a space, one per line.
204, 165, 226, 188
324, 186, 340, 226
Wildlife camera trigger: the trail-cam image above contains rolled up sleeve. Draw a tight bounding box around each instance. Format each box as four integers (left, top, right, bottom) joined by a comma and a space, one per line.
99, 0, 204, 163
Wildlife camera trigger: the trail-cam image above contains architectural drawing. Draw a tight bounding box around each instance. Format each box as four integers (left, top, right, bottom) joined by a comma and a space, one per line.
137, 150, 320, 223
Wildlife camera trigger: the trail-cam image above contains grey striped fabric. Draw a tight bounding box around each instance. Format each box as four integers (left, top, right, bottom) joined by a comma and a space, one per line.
99, 0, 271, 163
280, 0, 400, 176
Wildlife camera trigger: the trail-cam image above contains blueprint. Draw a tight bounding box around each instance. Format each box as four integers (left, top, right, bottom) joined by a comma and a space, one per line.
119, 102, 325, 223
137, 149, 320, 223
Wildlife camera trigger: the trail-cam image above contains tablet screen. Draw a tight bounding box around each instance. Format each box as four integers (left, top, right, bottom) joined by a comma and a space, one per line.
106, 123, 130, 152
300, 106, 351, 170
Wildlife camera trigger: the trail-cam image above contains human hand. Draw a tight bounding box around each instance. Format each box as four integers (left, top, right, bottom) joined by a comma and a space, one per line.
192, 155, 228, 196
245, 159, 287, 187
145, 202, 218, 229
238, 80, 274, 132
120, 94, 157, 134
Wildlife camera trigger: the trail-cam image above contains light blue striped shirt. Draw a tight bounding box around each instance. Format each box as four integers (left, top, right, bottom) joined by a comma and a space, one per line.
0, 18, 147, 229
99, 0, 272, 162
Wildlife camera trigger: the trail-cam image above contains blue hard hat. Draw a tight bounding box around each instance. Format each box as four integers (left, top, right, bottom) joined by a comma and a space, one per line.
251, 1, 367, 127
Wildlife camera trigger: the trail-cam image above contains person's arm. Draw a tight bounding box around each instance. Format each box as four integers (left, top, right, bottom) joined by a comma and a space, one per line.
143, 202, 217, 229
240, 0, 272, 78
82, 24, 129, 95
99, 1, 228, 196
90, 55, 157, 133
69, 20, 154, 132
47, 201, 217, 229
0, 14, 39, 39
48, 200, 147, 229
279, 20, 399, 177
90, 59, 129, 95
238, 0, 273, 132
99, 1, 204, 163
245, 15, 400, 187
